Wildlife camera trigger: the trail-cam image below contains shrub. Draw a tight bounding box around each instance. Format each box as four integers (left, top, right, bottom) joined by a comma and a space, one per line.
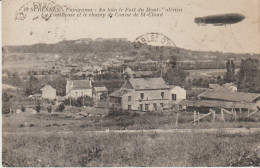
47, 106, 52, 113
21, 106, 25, 112
56, 103, 65, 112
36, 104, 41, 113
64, 96, 94, 107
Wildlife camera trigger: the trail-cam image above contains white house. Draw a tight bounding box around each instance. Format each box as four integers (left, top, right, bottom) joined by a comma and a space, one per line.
222, 83, 237, 92
109, 78, 186, 111
66, 79, 92, 98
169, 85, 186, 104
40, 85, 56, 100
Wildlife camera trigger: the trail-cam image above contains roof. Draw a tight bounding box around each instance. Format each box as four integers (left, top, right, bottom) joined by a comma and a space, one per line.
128, 77, 169, 90
179, 99, 255, 109
71, 80, 92, 90
94, 86, 108, 92
40, 85, 56, 91
209, 84, 222, 89
109, 89, 133, 97
223, 83, 237, 87
133, 71, 158, 77
2, 84, 21, 91
198, 90, 260, 103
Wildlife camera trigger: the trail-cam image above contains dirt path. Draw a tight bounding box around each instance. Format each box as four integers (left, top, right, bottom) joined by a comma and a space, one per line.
3, 128, 260, 135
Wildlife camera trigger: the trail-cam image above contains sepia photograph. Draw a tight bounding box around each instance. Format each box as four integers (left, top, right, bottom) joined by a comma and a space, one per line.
2, 0, 260, 166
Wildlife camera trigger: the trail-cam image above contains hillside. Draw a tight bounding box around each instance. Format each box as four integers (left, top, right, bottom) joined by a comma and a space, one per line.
3, 38, 260, 63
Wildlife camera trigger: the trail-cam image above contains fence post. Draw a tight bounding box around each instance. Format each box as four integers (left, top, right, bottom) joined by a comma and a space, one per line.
212, 110, 215, 123
221, 108, 225, 122
175, 112, 179, 127
194, 111, 196, 125
234, 109, 237, 121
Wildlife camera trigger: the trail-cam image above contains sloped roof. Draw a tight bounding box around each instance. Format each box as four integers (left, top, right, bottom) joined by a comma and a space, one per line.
40, 85, 56, 91
94, 86, 108, 92
109, 89, 133, 97
198, 90, 260, 103
179, 99, 255, 109
129, 77, 169, 90
71, 80, 91, 90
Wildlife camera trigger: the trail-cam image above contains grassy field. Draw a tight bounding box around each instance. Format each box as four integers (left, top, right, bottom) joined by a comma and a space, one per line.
3, 111, 260, 133
3, 111, 260, 166
3, 131, 260, 167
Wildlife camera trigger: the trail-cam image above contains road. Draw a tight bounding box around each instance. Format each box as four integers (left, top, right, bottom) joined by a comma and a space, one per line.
3, 128, 260, 135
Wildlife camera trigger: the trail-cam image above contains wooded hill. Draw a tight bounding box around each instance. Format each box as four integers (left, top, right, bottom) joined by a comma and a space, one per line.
3, 38, 260, 62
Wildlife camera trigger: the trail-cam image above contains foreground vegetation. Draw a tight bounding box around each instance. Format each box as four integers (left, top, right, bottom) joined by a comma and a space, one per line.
3, 131, 260, 167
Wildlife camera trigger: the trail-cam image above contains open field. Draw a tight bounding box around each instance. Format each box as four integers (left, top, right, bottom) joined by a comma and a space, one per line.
3, 130, 260, 167
3, 110, 260, 133
3, 111, 260, 166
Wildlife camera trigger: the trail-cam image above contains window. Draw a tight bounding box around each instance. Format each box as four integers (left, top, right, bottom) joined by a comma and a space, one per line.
153, 103, 157, 110
128, 105, 131, 110
160, 103, 164, 108
75, 92, 78, 98
139, 104, 143, 111
140, 93, 144, 99
172, 94, 177, 101
118, 98, 121, 104
128, 96, 131, 102
145, 104, 150, 111
161, 92, 164, 99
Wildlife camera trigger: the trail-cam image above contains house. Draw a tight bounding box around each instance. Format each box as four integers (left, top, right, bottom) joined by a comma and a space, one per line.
109, 77, 186, 111
93, 86, 109, 108
66, 79, 92, 98
93, 86, 108, 101
222, 82, 237, 92
40, 85, 56, 100
169, 85, 186, 104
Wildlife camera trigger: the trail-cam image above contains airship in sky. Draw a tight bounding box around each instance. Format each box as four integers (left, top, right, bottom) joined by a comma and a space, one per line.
194, 13, 245, 26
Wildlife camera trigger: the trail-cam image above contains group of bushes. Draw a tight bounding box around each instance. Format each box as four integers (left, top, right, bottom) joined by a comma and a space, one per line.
64, 96, 94, 107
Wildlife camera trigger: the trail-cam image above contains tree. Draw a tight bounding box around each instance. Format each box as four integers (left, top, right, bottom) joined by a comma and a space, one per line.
163, 68, 189, 86
224, 60, 237, 83
2, 92, 10, 114
237, 58, 260, 93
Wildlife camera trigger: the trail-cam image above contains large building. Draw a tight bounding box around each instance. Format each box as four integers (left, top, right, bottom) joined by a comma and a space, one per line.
66, 79, 92, 98
109, 77, 186, 111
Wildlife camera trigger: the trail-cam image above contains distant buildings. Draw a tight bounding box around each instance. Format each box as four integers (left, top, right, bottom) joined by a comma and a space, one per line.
123, 67, 160, 78
208, 82, 238, 92
40, 85, 56, 100
66, 79, 93, 98
109, 77, 186, 111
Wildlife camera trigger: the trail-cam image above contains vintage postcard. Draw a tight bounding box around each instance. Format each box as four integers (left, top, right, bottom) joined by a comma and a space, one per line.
2, 0, 260, 167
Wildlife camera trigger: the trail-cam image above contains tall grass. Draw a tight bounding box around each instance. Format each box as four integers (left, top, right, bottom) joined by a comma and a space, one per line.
3, 131, 260, 167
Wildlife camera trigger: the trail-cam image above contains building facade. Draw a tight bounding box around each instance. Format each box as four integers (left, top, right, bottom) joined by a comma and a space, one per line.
109, 78, 186, 111
66, 79, 92, 98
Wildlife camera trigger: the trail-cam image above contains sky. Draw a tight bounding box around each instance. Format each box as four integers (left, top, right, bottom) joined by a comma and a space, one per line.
3, 0, 260, 53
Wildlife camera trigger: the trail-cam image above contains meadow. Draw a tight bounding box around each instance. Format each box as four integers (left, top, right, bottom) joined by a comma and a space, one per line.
3, 111, 260, 167
3, 130, 260, 167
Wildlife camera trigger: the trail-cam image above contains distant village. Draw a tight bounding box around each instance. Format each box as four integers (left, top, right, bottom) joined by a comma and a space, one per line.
2, 38, 260, 120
